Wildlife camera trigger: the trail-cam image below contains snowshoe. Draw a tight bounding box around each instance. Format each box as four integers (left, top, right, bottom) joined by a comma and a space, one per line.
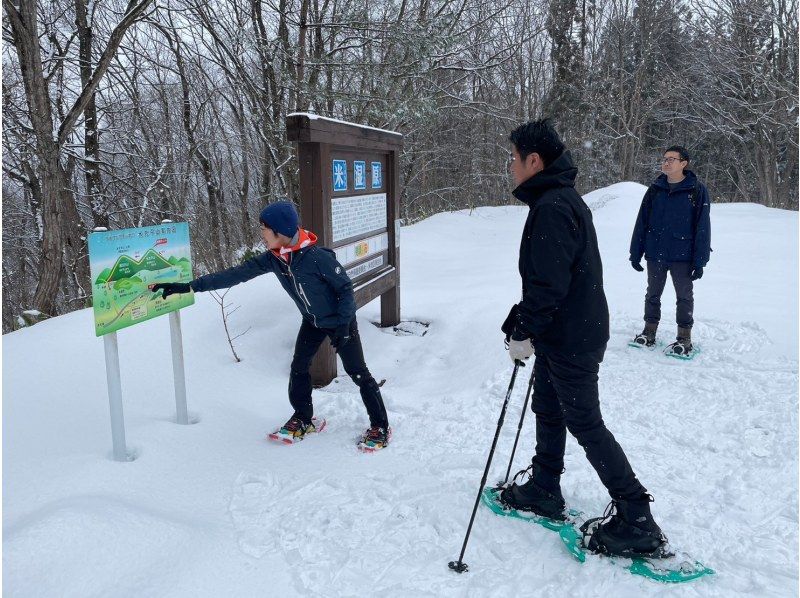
629, 324, 658, 349
664, 339, 696, 360
268, 416, 326, 444
357, 425, 392, 452
630, 332, 656, 348
483, 486, 714, 583
481, 485, 583, 532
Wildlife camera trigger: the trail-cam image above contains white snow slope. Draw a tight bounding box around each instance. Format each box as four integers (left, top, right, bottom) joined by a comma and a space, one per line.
3, 183, 798, 597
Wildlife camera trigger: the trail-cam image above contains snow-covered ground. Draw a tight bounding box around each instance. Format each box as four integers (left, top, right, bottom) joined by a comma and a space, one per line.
3, 183, 798, 597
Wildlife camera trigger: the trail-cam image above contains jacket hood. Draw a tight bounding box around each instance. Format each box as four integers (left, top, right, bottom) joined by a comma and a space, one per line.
512, 150, 578, 207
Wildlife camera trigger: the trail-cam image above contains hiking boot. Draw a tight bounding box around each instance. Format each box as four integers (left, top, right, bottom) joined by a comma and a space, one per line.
632, 322, 658, 347
499, 462, 566, 520
667, 326, 693, 356
581, 494, 668, 557
357, 425, 392, 452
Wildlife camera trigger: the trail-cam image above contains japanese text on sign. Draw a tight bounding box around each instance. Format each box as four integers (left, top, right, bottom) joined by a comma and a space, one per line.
332, 193, 387, 243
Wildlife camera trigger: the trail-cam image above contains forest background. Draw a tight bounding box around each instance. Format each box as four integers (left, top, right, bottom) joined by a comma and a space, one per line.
2, 0, 797, 331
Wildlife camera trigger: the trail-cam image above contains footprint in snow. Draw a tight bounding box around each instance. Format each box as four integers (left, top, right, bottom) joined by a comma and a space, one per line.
744, 427, 773, 458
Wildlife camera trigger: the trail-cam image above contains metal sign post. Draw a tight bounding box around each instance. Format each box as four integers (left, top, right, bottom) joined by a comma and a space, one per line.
169, 310, 189, 425
102, 330, 129, 461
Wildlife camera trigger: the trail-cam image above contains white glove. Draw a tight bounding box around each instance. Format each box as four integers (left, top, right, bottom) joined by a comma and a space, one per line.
508, 337, 534, 362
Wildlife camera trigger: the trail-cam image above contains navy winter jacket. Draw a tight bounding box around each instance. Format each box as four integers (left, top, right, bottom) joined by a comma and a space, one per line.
190, 242, 356, 329
511, 151, 610, 353
629, 171, 711, 267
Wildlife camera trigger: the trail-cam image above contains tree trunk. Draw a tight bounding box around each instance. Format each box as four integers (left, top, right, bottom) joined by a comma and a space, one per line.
76, 0, 108, 229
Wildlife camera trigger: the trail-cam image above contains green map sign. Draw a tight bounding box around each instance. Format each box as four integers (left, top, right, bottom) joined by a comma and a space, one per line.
88, 223, 194, 336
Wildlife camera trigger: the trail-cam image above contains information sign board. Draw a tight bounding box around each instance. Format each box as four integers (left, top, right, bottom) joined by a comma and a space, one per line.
88, 223, 194, 336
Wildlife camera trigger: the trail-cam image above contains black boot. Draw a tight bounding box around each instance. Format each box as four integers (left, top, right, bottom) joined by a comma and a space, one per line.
582, 494, 668, 557
500, 462, 566, 521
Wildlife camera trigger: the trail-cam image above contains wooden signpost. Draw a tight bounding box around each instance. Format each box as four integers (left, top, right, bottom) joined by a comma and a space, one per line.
286, 113, 403, 386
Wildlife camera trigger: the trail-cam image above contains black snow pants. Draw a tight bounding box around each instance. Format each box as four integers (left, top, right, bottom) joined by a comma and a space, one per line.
531, 345, 647, 501
289, 317, 388, 428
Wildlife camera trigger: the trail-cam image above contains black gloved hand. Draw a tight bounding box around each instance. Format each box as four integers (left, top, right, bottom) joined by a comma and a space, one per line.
691, 266, 704, 281
501, 304, 519, 346
150, 282, 191, 299
631, 260, 644, 272
331, 324, 351, 349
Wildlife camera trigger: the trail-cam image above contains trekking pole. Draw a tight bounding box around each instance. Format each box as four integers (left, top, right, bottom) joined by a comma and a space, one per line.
502, 369, 534, 485
448, 360, 523, 574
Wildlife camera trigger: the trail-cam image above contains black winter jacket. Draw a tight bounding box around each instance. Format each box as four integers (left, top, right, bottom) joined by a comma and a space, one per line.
511, 151, 610, 353
190, 243, 355, 329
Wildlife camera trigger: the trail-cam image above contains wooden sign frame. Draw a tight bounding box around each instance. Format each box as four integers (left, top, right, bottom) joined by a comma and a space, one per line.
286, 113, 403, 386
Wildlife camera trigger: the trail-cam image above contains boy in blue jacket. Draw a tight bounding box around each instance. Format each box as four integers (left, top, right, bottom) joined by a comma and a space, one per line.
151, 201, 391, 451
629, 146, 711, 356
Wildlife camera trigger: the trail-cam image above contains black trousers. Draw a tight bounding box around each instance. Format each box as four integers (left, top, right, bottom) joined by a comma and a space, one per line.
289, 317, 388, 428
644, 260, 694, 329
531, 346, 646, 501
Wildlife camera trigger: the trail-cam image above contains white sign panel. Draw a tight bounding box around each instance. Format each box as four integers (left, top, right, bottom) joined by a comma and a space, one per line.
347, 255, 384, 280
335, 232, 389, 267
332, 193, 387, 242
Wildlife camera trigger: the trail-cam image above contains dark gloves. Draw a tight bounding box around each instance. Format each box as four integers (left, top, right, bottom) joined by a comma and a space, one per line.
501, 304, 520, 346
691, 266, 704, 281
150, 282, 192, 299
331, 324, 351, 349
631, 260, 644, 272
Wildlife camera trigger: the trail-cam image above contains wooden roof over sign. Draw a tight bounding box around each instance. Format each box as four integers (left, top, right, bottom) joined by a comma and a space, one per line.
286, 113, 403, 151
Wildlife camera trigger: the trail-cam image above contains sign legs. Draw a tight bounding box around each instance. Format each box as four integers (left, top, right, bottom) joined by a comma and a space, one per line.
103, 332, 129, 461
380, 286, 400, 328
169, 310, 189, 425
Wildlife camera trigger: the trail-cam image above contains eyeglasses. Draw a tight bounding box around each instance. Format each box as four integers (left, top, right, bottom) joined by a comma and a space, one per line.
507, 152, 517, 165
661, 156, 686, 164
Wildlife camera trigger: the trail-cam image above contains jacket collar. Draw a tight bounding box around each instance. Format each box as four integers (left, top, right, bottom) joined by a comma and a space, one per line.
271, 229, 317, 263
512, 151, 578, 207
653, 170, 697, 191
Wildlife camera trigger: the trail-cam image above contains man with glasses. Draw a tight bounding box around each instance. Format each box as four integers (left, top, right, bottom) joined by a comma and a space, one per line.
629, 146, 711, 356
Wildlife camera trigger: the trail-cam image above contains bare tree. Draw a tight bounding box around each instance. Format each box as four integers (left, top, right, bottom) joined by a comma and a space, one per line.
3, 0, 155, 317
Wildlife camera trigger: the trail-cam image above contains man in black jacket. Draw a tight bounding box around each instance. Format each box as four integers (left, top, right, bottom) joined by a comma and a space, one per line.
149, 201, 390, 451
500, 120, 667, 557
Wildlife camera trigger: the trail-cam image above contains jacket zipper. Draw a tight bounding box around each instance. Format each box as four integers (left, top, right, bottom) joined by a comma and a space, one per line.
286, 261, 317, 327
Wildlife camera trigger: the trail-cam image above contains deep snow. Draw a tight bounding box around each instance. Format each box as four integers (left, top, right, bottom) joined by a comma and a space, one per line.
3, 182, 798, 597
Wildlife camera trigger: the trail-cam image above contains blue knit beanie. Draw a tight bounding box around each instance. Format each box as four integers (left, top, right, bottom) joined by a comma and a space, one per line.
259, 201, 299, 238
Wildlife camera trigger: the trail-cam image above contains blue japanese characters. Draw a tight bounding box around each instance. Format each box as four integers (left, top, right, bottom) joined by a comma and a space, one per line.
333, 159, 347, 191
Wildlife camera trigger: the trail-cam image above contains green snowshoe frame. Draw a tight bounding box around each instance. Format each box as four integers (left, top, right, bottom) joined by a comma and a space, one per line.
481, 486, 714, 583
